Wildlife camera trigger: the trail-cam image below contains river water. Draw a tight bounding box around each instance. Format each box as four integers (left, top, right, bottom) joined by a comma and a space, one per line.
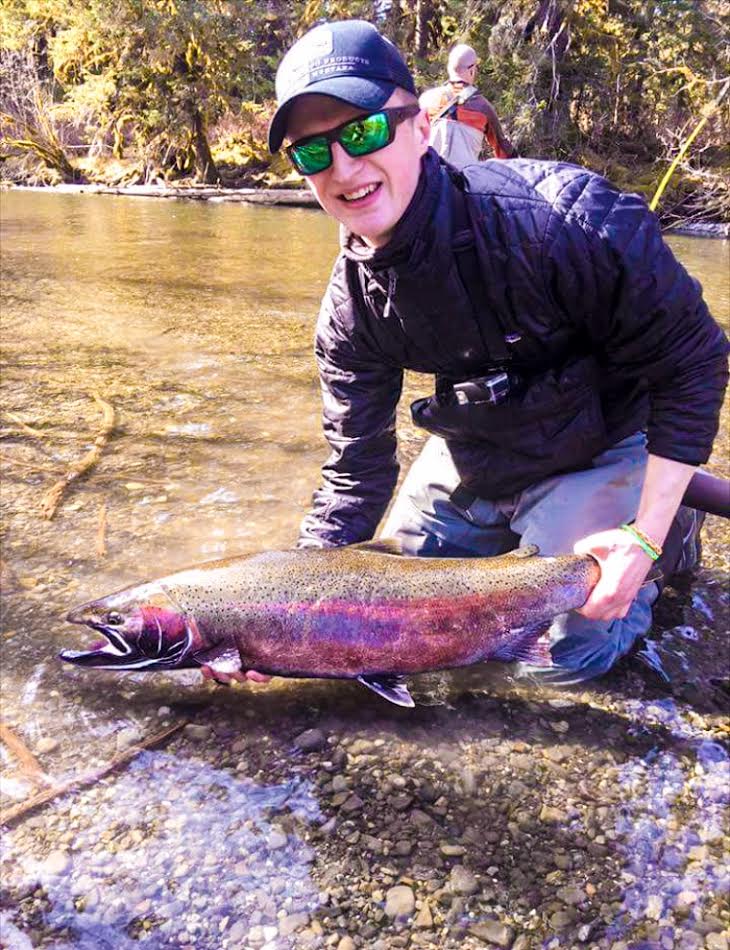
1, 191, 728, 950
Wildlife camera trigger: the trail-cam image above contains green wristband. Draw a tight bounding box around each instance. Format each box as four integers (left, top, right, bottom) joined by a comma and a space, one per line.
619, 523, 660, 561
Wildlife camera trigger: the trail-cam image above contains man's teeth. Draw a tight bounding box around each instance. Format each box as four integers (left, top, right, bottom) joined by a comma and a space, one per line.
343, 184, 378, 202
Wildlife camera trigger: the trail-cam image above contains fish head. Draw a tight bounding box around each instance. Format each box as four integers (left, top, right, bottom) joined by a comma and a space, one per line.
61, 582, 199, 670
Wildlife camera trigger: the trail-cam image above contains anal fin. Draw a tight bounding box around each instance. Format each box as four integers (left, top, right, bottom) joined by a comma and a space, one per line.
491, 622, 553, 667
357, 673, 415, 707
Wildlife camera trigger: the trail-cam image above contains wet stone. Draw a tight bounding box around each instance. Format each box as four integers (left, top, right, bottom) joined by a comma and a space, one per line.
440, 844, 466, 857
340, 794, 363, 814
279, 911, 310, 936
389, 794, 414, 811
182, 724, 212, 742
448, 865, 479, 896
362, 834, 383, 853
295, 728, 327, 752
557, 884, 586, 905
348, 739, 374, 755
116, 726, 143, 750
266, 830, 287, 850
543, 746, 570, 763
549, 909, 575, 929
469, 919, 515, 947
35, 737, 59, 754
539, 805, 567, 823
675, 890, 699, 915
413, 902, 433, 928
646, 894, 664, 919
42, 850, 71, 875
385, 884, 415, 919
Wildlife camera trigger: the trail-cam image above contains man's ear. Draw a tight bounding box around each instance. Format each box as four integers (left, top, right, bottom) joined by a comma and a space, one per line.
413, 108, 431, 153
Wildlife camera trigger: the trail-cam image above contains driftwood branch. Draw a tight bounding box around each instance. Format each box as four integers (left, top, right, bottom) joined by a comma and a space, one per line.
39, 392, 115, 520
2, 412, 45, 439
0, 722, 186, 827
0, 454, 63, 475
0, 722, 50, 785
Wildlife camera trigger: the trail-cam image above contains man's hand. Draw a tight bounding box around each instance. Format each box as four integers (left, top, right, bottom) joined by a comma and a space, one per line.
573, 528, 654, 621
200, 666, 272, 686
574, 455, 696, 622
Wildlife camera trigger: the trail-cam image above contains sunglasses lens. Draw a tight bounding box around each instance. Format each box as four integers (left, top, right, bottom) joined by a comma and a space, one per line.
341, 112, 390, 157
291, 138, 331, 175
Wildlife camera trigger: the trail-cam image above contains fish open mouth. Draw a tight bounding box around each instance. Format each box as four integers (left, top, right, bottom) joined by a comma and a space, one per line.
59, 622, 139, 668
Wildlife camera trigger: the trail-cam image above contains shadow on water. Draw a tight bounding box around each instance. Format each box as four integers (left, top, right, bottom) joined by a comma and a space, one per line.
1, 193, 729, 948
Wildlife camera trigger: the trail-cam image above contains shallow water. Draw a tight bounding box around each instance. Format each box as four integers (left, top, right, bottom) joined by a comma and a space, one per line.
1, 191, 728, 949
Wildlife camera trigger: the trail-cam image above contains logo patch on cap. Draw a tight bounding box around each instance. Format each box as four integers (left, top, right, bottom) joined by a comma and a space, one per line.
284, 26, 334, 85
306, 27, 334, 57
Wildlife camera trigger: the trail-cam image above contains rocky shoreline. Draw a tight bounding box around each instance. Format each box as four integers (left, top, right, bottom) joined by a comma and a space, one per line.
2, 182, 320, 208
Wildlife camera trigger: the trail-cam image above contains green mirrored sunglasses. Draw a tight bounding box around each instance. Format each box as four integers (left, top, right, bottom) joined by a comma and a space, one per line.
286, 104, 420, 176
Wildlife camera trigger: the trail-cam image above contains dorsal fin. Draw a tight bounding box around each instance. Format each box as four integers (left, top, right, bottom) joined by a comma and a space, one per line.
351, 538, 404, 556
507, 544, 540, 559
357, 674, 415, 707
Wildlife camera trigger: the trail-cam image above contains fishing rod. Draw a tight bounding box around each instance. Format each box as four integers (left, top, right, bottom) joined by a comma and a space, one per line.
650, 76, 730, 213
683, 470, 729, 519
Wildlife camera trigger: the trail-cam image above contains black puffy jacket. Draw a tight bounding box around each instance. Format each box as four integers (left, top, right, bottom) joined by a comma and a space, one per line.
299, 149, 729, 547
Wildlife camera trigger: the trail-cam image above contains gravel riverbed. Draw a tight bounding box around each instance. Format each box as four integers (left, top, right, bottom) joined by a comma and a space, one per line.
1, 605, 728, 950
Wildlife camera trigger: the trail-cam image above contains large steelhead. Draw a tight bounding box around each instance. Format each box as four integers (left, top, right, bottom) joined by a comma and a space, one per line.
61, 541, 600, 706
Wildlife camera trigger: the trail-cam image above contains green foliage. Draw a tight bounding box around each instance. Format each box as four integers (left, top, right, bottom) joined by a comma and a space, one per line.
1, 0, 728, 214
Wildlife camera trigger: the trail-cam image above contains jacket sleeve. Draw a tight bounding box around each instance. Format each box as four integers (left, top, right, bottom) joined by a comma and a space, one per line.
469, 93, 516, 159
544, 175, 729, 465
298, 292, 403, 548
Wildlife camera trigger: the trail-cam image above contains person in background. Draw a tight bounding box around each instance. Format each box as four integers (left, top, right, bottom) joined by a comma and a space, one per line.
419, 43, 516, 167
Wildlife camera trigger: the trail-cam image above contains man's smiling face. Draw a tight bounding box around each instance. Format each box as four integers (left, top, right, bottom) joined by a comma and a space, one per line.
286, 90, 430, 248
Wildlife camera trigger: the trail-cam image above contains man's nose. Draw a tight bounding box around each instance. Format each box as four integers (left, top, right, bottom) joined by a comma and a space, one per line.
328, 141, 363, 180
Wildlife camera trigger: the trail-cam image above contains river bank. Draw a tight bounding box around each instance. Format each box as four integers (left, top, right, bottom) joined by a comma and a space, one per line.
4, 181, 728, 237
1, 181, 319, 209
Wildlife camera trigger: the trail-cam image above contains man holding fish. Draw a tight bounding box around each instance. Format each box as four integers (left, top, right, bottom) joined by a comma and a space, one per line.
262, 21, 728, 684
63, 22, 728, 701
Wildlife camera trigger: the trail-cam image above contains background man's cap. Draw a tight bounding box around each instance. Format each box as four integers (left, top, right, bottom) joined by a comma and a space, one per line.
268, 20, 416, 152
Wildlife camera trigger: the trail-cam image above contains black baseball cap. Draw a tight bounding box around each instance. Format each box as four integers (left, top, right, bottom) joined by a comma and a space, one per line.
268, 20, 416, 153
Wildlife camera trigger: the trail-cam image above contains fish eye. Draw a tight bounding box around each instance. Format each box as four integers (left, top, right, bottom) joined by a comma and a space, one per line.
105, 611, 124, 626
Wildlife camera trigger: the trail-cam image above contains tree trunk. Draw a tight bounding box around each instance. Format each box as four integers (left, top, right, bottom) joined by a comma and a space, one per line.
190, 108, 219, 184
414, 0, 432, 59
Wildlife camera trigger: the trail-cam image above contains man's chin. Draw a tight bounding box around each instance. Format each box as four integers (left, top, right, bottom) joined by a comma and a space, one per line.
340, 209, 395, 248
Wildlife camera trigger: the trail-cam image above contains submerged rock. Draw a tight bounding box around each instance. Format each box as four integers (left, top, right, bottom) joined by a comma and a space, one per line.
384, 884, 415, 919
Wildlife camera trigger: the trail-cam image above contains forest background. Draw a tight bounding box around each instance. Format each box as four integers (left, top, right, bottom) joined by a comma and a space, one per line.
1, 0, 728, 225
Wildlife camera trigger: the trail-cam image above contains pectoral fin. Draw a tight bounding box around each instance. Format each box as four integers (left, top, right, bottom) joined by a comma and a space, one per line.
491, 622, 553, 667
357, 673, 415, 707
